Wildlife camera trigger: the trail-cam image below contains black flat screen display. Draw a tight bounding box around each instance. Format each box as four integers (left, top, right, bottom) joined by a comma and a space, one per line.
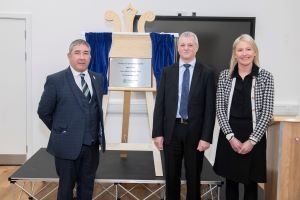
135, 16, 256, 82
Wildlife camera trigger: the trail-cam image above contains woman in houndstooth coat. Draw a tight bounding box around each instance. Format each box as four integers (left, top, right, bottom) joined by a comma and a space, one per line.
213, 34, 274, 200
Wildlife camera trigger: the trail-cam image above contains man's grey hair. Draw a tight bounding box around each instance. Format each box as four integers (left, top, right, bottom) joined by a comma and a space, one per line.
68, 39, 91, 54
178, 31, 199, 48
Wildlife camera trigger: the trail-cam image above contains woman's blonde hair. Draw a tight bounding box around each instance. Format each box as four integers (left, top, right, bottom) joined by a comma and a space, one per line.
229, 34, 260, 74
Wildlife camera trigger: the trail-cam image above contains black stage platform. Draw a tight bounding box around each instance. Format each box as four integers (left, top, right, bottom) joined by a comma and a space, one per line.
9, 148, 223, 200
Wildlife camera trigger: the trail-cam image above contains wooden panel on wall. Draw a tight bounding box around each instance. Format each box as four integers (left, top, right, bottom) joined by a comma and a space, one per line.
279, 122, 300, 199
266, 117, 300, 200
265, 122, 280, 200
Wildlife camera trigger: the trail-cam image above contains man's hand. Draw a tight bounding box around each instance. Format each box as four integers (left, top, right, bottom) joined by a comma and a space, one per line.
153, 136, 164, 150
197, 140, 210, 152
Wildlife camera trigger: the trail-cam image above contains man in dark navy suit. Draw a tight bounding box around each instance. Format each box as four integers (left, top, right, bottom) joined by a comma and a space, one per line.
38, 39, 105, 200
152, 32, 216, 200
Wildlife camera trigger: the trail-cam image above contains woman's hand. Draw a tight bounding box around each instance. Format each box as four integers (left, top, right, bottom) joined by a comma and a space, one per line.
238, 140, 254, 154
229, 137, 242, 153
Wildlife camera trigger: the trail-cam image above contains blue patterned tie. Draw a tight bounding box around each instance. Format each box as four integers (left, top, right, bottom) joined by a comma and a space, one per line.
80, 73, 91, 102
179, 64, 191, 119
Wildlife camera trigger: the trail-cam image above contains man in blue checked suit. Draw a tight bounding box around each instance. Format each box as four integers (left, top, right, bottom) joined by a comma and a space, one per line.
38, 39, 105, 200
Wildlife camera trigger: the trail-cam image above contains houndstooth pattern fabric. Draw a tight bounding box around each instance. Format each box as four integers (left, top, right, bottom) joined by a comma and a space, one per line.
216, 68, 274, 142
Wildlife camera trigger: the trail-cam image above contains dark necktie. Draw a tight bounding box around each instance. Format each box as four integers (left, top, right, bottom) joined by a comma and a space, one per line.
179, 64, 191, 119
80, 73, 91, 102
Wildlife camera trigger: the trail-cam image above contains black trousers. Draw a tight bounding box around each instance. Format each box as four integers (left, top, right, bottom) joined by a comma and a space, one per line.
55, 144, 99, 200
226, 179, 258, 200
164, 123, 204, 200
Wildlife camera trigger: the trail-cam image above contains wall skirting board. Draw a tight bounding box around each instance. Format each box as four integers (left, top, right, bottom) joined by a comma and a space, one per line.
0, 154, 26, 165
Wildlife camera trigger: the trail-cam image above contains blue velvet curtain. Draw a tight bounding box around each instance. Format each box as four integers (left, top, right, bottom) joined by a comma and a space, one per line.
150, 32, 175, 88
85, 32, 112, 94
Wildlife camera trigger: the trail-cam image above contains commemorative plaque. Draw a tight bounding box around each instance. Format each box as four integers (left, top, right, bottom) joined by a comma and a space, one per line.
109, 58, 152, 88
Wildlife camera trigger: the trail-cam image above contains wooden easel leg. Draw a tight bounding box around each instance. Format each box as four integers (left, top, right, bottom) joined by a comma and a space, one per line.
146, 91, 163, 176
102, 92, 110, 122
120, 91, 131, 158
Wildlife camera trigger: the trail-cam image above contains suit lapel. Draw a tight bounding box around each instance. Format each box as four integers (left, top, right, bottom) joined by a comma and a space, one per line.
65, 67, 86, 109
89, 71, 106, 152
170, 64, 179, 112
89, 71, 104, 119
173, 64, 179, 93
189, 62, 202, 99
89, 71, 101, 106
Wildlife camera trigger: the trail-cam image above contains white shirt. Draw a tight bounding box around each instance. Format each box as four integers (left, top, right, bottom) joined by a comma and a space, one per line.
70, 66, 93, 96
176, 58, 196, 118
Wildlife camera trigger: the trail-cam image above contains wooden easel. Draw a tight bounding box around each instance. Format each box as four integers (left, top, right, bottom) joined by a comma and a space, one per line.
102, 4, 163, 176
